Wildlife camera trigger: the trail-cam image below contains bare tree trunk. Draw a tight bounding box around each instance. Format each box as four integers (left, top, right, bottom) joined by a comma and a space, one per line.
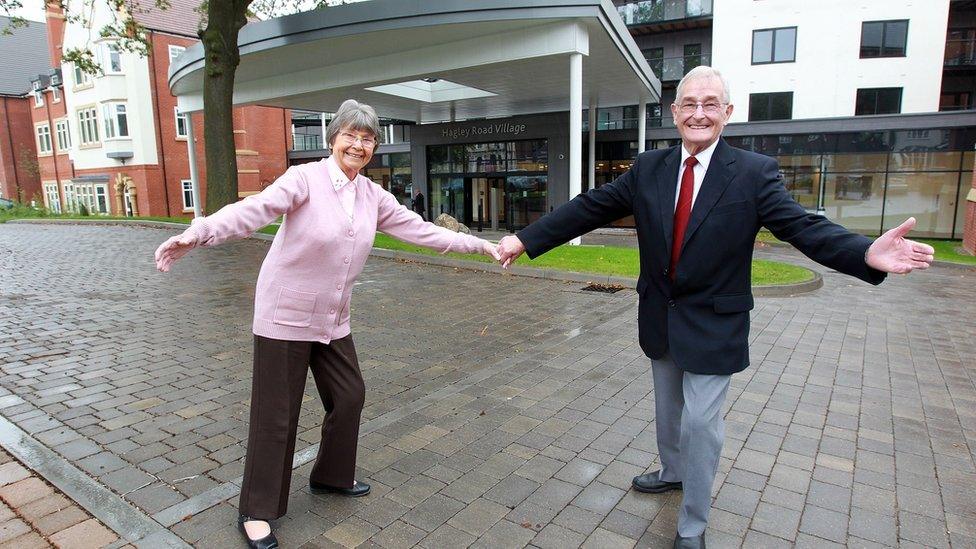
200, 0, 250, 213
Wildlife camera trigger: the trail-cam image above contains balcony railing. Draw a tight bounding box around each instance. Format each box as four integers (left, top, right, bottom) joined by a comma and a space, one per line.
646, 53, 711, 81
617, 0, 713, 26
293, 133, 324, 151
945, 39, 976, 66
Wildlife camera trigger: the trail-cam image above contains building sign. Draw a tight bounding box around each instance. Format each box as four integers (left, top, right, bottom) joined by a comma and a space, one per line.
441, 122, 528, 140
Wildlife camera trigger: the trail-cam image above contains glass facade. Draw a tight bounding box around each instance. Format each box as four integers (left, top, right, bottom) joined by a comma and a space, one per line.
595, 128, 976, 238
363, 152, 413, 208
427, 140, 548, 230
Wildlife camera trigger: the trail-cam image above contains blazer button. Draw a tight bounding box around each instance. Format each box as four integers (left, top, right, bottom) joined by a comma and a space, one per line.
668, 299, 676, 308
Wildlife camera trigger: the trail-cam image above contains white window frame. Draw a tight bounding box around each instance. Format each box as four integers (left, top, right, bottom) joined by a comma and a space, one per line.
72, 182, 110, 215
103, 42, 123, 74
175, 107, 189, 139
181, 179, 194, 211
35, 124, 53, 154
52, 87, 61, 102
43, 182, 61, 213
77, 106, 99, 146
168, 45, 186, 65
63, 182, 78, 213
55, 119, 71, 152
73, 64, 92, 88
101, 102, 128, 139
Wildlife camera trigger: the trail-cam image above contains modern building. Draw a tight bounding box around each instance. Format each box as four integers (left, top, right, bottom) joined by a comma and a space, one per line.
177, 0, 976, 238
0, 16, 50, 204
170, 0, 661, 234
24, 0, 291, 217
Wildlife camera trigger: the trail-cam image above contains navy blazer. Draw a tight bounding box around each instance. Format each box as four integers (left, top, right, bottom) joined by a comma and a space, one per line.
518, 139, 886, 375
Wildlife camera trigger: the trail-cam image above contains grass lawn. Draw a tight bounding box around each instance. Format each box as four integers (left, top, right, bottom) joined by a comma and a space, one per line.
757, 230, 976, 266
2, 210, 815, 284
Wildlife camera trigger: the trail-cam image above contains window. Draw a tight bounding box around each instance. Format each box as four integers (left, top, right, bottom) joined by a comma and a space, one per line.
55, 119, 71, 151
103, 43, 123, 73
52, 87, 60, 102
36, 124, 53, 154
32, 81, 44, 107
752, 27, 797, 64
643, 47, 663, 78
182, 179, 195, 210
74, 183, 110, 214
73, 65, 92, 87
43, 182, 61, 213
102, 103, 129, 138
77, 107, 99, 145
175, 107, 189, 138
749, 92, 794, 121
855, 87, 902, 115
168, 45, 186, 65
861, 20, 908, 58
684, 43, 703, 73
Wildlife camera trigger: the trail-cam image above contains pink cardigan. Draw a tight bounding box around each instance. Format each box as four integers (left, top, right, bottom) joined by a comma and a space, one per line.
184, 157, 489, 343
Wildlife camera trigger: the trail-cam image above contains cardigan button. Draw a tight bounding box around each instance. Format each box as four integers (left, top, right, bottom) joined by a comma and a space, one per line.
329, 308, 336, 315
337, 284, 343, 290
348, 230, 354, 237
343, 257, 350, 264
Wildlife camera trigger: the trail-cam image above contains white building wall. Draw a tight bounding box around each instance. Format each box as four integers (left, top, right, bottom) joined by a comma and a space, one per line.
61, 0, 158, 169
712, 0, 950, 123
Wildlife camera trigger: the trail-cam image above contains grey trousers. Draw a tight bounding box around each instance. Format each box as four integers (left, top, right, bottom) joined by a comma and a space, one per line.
652, 353, 731, 537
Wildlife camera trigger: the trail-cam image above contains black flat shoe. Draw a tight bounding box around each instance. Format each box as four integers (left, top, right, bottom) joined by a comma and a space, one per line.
309, 479, 371, 497
632, 470, 683, 494
237, 515, 278, 549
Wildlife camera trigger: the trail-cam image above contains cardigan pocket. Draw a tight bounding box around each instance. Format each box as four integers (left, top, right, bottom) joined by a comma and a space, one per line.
272, 287, 318, 327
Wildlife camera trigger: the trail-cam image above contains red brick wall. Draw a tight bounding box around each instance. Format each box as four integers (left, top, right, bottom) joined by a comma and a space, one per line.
44, 3, 66, 66
963, 166, 976, 254
0, 96, 41, 203
26, 85, 73, 210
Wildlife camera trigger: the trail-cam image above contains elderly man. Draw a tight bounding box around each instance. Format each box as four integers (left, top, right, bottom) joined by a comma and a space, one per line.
497, 66, 934, 548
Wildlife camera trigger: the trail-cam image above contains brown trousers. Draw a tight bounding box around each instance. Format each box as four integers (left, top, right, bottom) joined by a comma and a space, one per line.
238, 334, 365, 520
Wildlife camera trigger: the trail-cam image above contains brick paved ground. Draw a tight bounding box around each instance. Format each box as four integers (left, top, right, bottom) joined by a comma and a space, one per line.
0, 448, 118, 548
0, 223, 974, 548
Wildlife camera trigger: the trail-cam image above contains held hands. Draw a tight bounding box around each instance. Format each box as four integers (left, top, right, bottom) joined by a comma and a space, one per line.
865, 217, 935, 274
482, 241, 502, 261
154, 231, 199, 272
497, 235, 526, 269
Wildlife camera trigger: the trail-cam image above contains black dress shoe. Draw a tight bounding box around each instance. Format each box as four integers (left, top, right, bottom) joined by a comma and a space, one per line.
632, 470, 683, 494
237, 515, 279, 549
673, 532, 705, 549
309, 479, 371, 497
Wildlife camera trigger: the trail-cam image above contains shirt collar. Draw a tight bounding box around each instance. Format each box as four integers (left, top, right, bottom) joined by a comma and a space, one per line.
326, 155, 357, 190
680, 138, 719, 172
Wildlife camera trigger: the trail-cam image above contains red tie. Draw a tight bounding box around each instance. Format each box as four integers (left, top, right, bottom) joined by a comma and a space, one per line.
670, 156, 698, 280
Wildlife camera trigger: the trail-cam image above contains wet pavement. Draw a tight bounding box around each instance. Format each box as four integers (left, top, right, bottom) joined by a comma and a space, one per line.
0, 222, 974, 548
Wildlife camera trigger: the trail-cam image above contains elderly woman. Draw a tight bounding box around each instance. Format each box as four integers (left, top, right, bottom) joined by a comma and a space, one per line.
155, 99, 499, 548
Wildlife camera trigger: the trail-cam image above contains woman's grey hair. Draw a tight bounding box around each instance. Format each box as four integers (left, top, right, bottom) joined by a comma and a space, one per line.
326, 99, 381, 149
675, 66, 731, 104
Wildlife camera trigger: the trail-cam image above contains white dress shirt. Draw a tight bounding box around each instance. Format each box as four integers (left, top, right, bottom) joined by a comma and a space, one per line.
326, 157, 357, 222
675, 139, 719, 211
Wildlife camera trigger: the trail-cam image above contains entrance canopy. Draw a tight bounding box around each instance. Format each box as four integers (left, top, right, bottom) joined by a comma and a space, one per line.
168, 0, 661, 121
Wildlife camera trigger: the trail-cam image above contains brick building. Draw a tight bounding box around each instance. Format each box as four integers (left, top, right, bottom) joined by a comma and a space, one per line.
0, 16, 49, 204
27, 0, 290, 217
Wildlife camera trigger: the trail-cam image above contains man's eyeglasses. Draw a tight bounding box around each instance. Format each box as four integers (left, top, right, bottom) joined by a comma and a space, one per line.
339, 131, 377, 149
676, 101, 727, 114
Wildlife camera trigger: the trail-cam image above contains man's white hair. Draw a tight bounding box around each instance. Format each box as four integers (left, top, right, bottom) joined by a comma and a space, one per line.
675, 66, 731, 104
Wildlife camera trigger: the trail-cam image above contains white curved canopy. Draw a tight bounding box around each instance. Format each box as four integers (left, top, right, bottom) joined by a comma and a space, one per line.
168, 0, 660, 121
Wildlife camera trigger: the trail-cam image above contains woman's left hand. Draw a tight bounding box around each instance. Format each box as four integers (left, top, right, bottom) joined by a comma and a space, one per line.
483, 241, 502, 261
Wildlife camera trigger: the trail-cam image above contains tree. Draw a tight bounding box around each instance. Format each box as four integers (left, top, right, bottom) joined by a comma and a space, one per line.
1, 0, 349, 214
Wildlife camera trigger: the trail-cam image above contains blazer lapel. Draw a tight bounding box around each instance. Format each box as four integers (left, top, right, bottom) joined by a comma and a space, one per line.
680, 139, 736, 251
658, 146, 682, 257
